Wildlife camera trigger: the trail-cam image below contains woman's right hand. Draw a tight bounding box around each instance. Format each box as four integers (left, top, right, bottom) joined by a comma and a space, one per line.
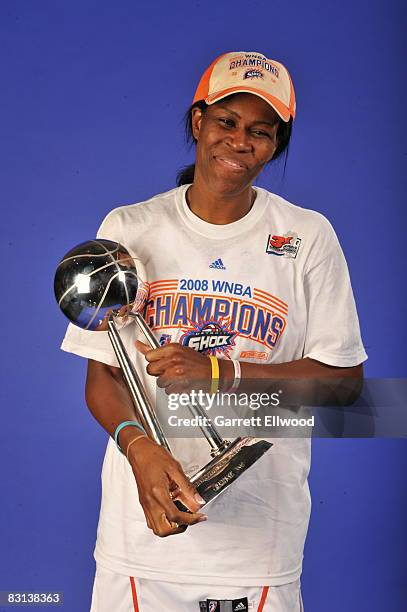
126, 435, 207, 537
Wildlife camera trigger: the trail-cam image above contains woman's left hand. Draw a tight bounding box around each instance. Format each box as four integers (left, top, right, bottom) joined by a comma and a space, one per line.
136, 341, 212, 394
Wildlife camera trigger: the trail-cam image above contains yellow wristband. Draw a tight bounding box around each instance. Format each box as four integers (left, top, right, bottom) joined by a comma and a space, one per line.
209, 355, 219, 394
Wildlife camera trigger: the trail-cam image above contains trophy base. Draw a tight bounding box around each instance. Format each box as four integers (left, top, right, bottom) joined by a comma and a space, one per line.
175, 437, 272, 512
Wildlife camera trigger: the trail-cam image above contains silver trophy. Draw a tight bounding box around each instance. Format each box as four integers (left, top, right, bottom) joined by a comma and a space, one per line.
54, 239, 272, 509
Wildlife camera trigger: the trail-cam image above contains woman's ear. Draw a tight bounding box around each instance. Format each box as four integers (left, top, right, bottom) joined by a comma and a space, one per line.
191, 107, 204, 141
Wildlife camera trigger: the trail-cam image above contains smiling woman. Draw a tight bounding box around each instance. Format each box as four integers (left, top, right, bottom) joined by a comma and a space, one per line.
60, 50, 367, 612
177, 95, 293, 201
189, 96, 280, 214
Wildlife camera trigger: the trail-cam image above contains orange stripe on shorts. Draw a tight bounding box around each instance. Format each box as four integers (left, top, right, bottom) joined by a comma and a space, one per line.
129, 576, 139, 612
257, 586, 269, 612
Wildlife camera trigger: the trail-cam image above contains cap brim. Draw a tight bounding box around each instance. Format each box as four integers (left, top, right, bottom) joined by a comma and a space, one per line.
205, 87, 293, 122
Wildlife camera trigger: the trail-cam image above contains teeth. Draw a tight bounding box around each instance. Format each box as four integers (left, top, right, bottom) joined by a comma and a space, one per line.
217, 157, 245, 169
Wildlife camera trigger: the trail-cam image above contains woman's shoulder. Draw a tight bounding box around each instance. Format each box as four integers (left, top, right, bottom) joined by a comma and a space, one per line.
101, 186, 182, 225
259, 188, 336, 237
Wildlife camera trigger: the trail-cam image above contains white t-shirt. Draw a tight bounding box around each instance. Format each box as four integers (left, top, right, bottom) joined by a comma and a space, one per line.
61, 185, 367, 586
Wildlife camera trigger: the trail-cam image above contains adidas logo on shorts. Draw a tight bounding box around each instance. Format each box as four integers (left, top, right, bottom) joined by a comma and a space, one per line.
209, 258, 226, 270
199, 597, 248, 611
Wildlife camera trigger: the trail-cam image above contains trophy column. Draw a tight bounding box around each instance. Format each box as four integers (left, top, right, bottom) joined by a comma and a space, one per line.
129, 312, 230, 456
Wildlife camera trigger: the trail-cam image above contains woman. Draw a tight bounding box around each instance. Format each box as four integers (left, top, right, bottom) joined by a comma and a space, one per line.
61, 51, 367, 611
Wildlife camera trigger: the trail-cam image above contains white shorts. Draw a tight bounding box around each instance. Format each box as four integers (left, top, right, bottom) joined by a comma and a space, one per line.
90, 564, 304, 612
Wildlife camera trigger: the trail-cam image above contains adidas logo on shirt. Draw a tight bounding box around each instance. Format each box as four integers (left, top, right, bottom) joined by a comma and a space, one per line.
234, 603, 247, 611
209, 258, 226, 270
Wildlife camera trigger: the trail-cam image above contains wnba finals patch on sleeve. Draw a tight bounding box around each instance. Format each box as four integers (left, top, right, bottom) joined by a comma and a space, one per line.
199, 597, 249, 611
266, 232, 302, 258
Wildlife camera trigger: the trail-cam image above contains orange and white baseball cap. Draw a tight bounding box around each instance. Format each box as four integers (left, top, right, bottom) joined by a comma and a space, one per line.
193, 51, 296, 122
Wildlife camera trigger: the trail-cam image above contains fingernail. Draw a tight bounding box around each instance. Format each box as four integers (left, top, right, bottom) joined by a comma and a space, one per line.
194, 493, 206, 505
198, 515, 208, 522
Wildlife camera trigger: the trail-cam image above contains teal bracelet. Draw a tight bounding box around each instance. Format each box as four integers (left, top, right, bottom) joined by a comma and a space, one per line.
114, 420, 146, 453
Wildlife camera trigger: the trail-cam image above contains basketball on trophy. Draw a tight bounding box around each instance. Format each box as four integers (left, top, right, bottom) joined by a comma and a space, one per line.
54, 239, 148, 331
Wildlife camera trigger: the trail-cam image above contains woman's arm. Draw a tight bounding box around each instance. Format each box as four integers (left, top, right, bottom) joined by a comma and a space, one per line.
221, 357, 364, 406
85, 359, 207, 536
136, 342, 364, 406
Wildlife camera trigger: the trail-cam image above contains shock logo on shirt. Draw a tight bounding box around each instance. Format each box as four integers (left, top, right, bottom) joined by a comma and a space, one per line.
145, 279, 288, 352
180, 321, 237, 355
